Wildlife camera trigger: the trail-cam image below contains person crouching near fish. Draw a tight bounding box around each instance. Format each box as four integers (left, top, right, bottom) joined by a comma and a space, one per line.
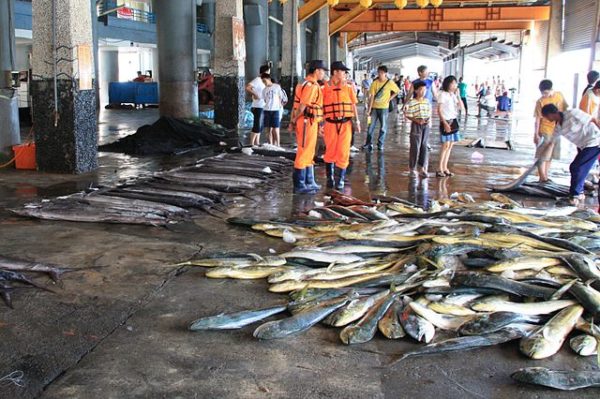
322, 61, 361, 190
539, 104, 600, 206
290, 60, 327, 194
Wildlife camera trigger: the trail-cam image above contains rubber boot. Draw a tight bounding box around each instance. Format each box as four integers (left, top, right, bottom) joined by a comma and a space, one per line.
305, 165, 321, 191
325, 162, 335, 188
335, 167, 346, 190
293, 168, 316, 194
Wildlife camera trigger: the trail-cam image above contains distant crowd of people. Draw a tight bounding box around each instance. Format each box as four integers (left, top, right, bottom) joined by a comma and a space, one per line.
245, 60, 600, 210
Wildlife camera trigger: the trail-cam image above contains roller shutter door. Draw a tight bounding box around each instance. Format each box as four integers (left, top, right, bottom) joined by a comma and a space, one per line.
563, 0, 598, 52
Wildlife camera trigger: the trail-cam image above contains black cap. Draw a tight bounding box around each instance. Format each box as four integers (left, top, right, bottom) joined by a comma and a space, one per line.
331, 61, 350, 72
308, 59, 329, 71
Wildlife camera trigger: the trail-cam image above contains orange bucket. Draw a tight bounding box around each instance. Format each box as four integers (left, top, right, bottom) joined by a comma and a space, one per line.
12, 143, 37, 170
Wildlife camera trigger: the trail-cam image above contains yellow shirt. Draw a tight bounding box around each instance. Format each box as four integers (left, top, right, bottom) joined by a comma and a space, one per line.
534, 91, 568, 136
579, 89, 599, 117
369, 78, 400, 110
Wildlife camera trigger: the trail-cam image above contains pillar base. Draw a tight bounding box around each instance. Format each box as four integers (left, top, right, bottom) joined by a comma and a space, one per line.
31, 80, 98, 174
214, 76, 245, 130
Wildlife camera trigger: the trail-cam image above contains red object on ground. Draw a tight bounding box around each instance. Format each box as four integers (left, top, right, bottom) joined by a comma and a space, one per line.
12, 143, 36, 170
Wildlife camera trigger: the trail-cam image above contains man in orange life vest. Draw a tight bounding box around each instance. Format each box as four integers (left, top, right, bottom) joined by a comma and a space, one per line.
290, 60, 327, 194
322, 61, 360, 189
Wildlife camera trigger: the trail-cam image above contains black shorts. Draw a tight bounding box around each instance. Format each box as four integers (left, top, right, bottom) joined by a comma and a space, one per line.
251, 107, 263, 133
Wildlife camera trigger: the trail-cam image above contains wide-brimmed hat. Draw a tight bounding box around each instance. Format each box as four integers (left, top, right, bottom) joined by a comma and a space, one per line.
331, 61, 350, 71
308, 60, 329, 71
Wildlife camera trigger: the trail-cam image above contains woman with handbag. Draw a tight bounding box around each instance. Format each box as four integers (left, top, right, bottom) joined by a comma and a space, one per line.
436, 76, 464, 177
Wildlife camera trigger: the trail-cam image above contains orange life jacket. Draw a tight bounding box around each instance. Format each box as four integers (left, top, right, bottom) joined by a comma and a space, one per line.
322, 81, 356, 120
293, 77, 323, 122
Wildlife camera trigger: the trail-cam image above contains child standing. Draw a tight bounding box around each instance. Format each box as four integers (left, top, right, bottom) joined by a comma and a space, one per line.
405, 81, 431, 178
261, 73, 288, 147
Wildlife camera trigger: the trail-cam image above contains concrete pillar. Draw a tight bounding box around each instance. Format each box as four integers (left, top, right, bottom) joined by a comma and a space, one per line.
31, 0, 98, 173
154, 0, 198, 118
316, 6, 330, 67
98, 49, 118, 105
331, 33, 347, 63
281, 0, 303, 105
0, 0, 19, 157
544, 0, 562, 78
268, 2, 282, 80
244, 0, 268, 83
213, 0, 245, 129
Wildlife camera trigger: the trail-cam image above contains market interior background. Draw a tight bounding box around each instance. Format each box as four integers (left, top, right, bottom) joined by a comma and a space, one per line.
1, 0, 600, 398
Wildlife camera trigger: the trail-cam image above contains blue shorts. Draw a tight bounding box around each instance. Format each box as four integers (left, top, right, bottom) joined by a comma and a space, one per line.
263, 110, 281, 128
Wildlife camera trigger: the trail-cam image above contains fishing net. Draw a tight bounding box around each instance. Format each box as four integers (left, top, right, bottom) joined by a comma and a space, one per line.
99, 117, 235, 156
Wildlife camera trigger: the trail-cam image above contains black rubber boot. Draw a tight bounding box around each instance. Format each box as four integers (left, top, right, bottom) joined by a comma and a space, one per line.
325, 162, 335, 188
335, 167, 347, 190
305, 165, 321, 191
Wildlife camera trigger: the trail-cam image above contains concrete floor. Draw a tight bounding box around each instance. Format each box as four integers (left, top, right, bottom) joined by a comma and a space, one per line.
0, 104, 598, 398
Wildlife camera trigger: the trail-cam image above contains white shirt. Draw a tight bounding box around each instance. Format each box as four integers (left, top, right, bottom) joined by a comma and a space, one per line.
262, 84, 288, 111
481, 94, 497, 108
438, 91, 459, 120
553, 108, 600, 148
249, 76, 266, 108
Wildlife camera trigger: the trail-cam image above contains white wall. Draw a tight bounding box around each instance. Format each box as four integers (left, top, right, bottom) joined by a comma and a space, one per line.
396, 56, 443, 82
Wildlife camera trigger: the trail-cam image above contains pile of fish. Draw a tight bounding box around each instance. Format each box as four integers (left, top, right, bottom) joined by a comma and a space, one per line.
12, 154, 291, 226
186, 191, 600, 391
0, 255, 84, 309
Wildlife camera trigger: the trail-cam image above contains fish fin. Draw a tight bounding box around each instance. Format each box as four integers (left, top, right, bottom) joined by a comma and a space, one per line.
326, 262, 337, 273
419, 256, 442, 270
248, 253, 264, 262
550, 279, 578, 300
0, 290, 13, 309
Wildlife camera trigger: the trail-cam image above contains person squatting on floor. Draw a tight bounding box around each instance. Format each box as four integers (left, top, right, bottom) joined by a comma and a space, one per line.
538, 104, 600, 206
534, 79, 568, 183
363, 65, 400, 151
246, 64, 271, 146
405, 81, 431, 178
261, 74, 288, 147
290, 60, 327, 194
437, 75, 464, 177
322, 61, 361, 190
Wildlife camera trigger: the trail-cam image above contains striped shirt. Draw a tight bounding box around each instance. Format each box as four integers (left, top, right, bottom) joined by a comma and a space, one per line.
405, 98, 431, 120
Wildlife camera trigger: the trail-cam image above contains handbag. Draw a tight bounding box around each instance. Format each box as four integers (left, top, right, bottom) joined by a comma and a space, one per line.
440, 119, 459, 136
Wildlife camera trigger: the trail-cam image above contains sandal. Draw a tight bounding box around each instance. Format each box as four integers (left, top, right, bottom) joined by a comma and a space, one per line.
419, 170, 429, 178
436, 171, 446, 178
444, 171, 455, 177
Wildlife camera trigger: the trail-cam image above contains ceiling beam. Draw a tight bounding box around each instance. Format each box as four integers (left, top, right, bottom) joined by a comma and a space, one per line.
343, 20, 532, 32
298, 0, 328, 24
330, 4, 373, 36
331, 5, 549, 23
335, 0, 542, 5
346, 31, 363, 44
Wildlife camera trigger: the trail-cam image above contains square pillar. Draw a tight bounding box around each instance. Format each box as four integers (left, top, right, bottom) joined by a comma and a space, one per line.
31, 0, 97, 173
281, 0, 303, 108
214, 0, 246, 130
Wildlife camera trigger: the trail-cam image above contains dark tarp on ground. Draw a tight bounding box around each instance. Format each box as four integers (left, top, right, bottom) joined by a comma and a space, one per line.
99, 117, 236, 155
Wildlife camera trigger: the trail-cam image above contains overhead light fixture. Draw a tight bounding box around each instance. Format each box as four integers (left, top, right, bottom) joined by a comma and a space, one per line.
328, 0, 340, 6
415, 0, 429, 8
394, 0, 408, 9
359, 0, 373, 8
430, 0, 443, 7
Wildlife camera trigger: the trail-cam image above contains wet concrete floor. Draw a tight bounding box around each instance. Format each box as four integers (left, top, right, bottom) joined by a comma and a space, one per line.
0, 104, 598, 398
